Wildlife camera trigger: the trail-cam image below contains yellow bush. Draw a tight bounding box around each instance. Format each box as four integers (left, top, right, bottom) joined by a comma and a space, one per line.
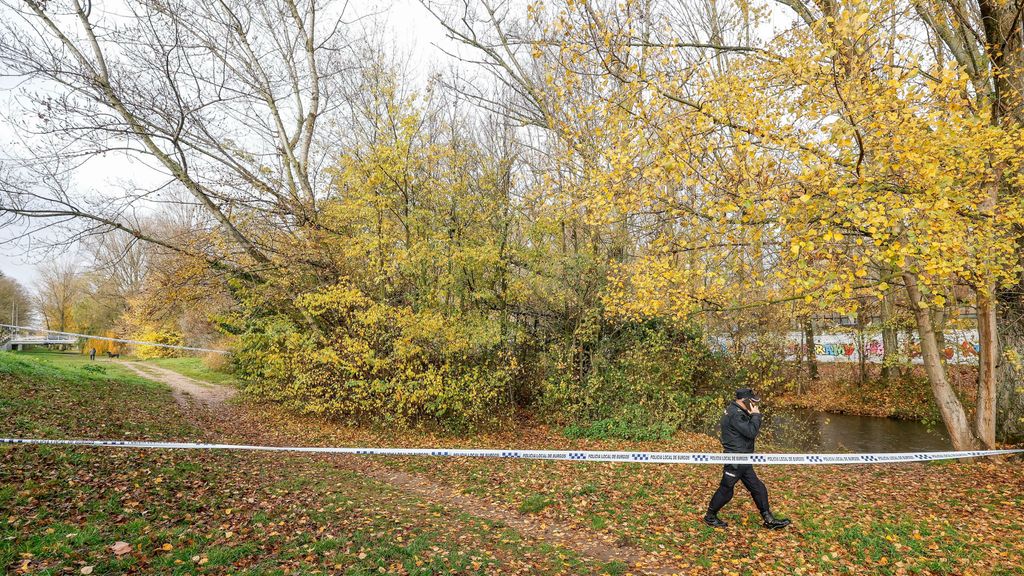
82, 334, 119, 357
233, 281, 513, 433
133, 329, 185, 359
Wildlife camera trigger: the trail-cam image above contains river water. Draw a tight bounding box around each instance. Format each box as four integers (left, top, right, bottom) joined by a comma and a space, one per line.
755, 409, 952, 453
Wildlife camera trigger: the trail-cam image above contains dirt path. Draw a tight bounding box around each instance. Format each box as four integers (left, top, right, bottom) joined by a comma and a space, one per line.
126, 361, 680, 575
344, 458, 681, 574
122, 362, 235, 408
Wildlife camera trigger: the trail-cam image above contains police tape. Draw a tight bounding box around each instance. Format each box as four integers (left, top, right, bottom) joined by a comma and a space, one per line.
1, 437, 1021, 464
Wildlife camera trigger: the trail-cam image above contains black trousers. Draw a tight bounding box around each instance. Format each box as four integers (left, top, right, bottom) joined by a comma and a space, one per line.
707, 464, 770, 516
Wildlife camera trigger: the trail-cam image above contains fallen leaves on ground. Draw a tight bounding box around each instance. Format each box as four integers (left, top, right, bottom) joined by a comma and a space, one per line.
2, 354, 1022, 576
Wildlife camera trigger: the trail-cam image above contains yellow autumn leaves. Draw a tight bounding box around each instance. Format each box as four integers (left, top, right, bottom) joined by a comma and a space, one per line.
530, 0, 1024, 319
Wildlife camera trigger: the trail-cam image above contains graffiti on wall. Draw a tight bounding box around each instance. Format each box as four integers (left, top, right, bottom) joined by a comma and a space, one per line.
784, 330, 980, 365
710, 330, 981, 365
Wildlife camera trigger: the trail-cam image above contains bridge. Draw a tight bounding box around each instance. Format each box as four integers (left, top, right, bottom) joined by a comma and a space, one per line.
0, 328, 79, 351
0, 324, 228, 355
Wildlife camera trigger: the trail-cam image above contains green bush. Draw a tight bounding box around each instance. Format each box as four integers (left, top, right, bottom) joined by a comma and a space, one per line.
224, 275, 740, 436
537, 319, 727, 435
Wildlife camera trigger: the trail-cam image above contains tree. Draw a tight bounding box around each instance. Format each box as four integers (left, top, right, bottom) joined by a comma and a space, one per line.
0, 0, 359, 275
35, 260, 84, 332
115, 208, 236, 349
774, 0, 1024, 449
429, 0, 1024, 448
68, 229, 151, 335
0, 272, 33, 325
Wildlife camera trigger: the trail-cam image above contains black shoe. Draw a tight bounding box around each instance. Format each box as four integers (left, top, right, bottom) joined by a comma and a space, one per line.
703, 514, 728, 528
762, 511, 791, 530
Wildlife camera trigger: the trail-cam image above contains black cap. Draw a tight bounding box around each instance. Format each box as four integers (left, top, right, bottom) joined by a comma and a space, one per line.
735, 388, 761, 402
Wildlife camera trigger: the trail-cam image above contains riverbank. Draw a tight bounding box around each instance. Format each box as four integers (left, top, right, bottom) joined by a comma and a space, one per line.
3, 351, 1022, 575
775, 364, 977, 422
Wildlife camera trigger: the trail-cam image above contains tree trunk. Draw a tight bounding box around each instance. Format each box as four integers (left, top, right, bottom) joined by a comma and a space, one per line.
932, 304, 947, 355
973, 134, 1002, 450
976, 293, 998, 448
996, 290, 1024, 443
803, 316, 818, 380
880, 290, 897, 382
856, 307, 867, 385
979, 0, 1024, 444
903, 271, 980, 450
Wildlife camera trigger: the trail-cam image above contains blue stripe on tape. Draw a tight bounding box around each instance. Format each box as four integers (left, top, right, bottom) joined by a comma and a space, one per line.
1, 437, 1021, 464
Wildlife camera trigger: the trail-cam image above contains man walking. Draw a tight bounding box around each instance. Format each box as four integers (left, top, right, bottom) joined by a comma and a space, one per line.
703, 388, 791, 530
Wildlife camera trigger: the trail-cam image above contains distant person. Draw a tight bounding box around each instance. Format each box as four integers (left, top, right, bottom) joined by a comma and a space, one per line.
89, 347, 96, 361
703, 388, 791, 530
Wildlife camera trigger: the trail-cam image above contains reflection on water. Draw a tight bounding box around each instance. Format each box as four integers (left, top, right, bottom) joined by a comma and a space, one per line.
752, 409, 951, 452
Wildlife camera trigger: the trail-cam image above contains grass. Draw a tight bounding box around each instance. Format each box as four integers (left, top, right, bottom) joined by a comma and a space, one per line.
0, 351, 193, 441
0, 351, 609, 575
2, 349, 163, 389
4, 348, 1022, 575
519, 493, 554, 514
229, 392, 1024, 575
563, 418, 677, 441
6, 348, 237, 387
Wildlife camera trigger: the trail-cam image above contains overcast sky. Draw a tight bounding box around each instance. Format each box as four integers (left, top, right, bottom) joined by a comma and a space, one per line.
0, 0, 454, 288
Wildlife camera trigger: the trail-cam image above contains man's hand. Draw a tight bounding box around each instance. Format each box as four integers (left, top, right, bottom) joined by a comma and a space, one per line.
748, 402, 760, 414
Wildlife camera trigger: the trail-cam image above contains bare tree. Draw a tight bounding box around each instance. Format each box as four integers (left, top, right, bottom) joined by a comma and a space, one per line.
0, 0, 359, 273
0, 272, 34, 325
34, 259, 83, 331
70, 227, 152, 332
419, 0, 555, 128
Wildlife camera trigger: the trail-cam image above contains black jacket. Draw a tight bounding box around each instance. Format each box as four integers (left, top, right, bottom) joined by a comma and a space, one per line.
719, 401, 762, 453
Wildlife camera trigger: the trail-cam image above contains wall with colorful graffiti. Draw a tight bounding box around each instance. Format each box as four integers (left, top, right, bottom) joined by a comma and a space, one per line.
787, 330, 980, 365
710, 330, 981, 365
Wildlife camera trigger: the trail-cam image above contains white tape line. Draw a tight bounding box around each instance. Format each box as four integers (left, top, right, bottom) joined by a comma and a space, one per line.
1, 437, 1020, 464
0, 324, 228, 354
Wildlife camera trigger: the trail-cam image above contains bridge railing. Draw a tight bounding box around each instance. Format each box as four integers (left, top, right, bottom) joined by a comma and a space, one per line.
1, 328, 80, 348
6, 336, 80, 345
